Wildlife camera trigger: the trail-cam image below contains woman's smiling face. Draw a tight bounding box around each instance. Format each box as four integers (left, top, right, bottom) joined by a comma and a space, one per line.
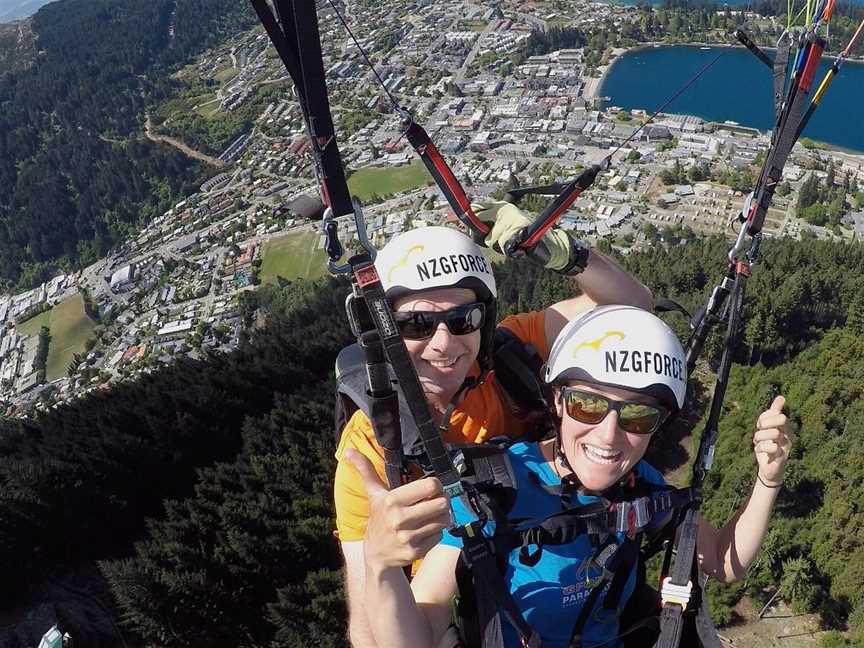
554, 382, 659, 491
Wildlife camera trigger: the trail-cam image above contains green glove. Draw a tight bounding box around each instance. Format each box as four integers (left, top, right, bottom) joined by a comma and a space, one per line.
472, 201, 574, 272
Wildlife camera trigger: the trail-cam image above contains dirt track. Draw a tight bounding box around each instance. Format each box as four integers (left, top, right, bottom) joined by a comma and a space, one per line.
144, 115, 225, 168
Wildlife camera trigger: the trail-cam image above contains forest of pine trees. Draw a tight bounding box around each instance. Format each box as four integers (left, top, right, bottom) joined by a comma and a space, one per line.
0, 0, 256, 288
0, 237, 861, 646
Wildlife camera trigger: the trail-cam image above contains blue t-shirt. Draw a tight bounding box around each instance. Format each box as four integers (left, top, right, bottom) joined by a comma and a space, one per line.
441, 442, 667, 648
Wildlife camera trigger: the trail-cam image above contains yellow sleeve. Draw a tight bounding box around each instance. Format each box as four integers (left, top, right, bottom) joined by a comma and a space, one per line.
334, 410, 387, 542
498, 310, 550, 360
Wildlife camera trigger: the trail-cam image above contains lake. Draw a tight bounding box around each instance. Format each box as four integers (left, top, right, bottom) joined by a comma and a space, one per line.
599, 45, 864, 152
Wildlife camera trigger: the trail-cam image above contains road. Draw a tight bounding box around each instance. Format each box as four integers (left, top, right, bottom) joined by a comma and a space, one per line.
515, 11, 547, 32
454, 18, 500, 84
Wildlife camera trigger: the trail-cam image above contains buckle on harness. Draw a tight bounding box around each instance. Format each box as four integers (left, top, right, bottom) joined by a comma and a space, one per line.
660, 577, 693, 608
614, 498, 650, 538
521, 631, 542, 648
459, 520, 493, 566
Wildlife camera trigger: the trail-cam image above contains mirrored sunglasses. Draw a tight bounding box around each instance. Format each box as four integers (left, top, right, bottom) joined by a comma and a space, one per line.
561, 387, 669, 435
393, 302, 486, 340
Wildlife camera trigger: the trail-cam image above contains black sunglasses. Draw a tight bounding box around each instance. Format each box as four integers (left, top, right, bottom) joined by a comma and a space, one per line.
393, 302, 486, 340
561, 387, 669, 436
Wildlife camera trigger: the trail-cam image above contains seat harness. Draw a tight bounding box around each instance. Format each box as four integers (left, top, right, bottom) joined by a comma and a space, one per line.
450, 444, 701, 648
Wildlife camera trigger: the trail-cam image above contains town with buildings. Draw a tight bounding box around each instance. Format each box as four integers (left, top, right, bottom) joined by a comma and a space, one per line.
4, 0, 864, 416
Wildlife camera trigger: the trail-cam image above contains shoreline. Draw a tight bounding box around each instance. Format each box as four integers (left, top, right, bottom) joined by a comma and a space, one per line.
592, 42, 864, 156
583, 46, 627, 102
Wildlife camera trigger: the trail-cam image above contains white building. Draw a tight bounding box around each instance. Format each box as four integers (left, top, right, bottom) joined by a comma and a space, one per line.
110, 265, 135, 292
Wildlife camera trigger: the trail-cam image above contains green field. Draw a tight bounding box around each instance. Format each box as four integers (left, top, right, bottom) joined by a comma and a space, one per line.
17, 293, 96, 381
213, 66, 238, 83
347, 160, 433, 202
195, 99, 222, 119
260, 230, 329, 283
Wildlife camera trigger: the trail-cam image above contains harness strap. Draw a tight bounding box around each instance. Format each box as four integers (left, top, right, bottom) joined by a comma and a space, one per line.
745, 34, 824, 237
359, 329, 404, 489
694, 585, 724, 648
495, 486, 696, 566
462, 531, 544, 648
458, 480, 695, 648
772, 33, 792, 120
402, 120, 489, 238
252, 0, 353, 217
350, 256, 466, 500
492, 329, 551, 432
654, 508, 700, 648
289, 0, 353, 216
568, 538, 640, 648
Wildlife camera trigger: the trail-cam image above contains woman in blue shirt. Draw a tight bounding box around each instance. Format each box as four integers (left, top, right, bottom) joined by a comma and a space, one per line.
347, 305, 793, 648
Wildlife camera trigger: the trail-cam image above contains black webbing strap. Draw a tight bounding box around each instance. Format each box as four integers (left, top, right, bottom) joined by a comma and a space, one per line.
494, 487, 696, 567
735, 28, 774, 69
358, 329, 403, 489
514, 501, 610, 566
402, 120, 490, 238
654, 508, 700, 648
746, 35, 824, 236
251, 0, 303, 85
695, 589, 724, 648
462, 531, 542, 648
603, 539, 641, 611
284, 0, 353, 216
773, 34, 792, 121
251, 0, 353, 217
568, 539, 640, 648
491, 329, 549, 427
656, 271, 748, 648
350, 255, 465, 498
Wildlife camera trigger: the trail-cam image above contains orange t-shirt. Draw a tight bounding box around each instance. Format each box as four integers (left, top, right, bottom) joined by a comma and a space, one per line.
333, 310, 549, 542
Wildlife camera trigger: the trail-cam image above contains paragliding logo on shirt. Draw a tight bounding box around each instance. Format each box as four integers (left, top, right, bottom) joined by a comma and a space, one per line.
561, 560, 611, 608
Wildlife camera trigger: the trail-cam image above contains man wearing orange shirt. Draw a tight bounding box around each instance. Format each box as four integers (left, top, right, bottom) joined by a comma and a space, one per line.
334, 204, 653, 647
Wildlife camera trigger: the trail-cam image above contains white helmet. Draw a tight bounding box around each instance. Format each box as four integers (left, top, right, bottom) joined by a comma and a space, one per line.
375, 226, 496, 302
545, 305, 687, 411
375, 226, 497, 371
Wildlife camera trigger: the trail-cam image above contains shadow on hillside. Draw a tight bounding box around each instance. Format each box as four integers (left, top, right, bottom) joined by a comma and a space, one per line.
779, 477, 823, 518
645, 378, 711, 478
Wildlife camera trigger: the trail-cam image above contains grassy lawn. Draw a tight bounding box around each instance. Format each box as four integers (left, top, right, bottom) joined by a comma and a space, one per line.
195, 99, 222, 119
16, 310, 50, 336
260, 230, 329, 283
348, 160, 433, 202
16, 293, 96, 381
213, 66, 238, 83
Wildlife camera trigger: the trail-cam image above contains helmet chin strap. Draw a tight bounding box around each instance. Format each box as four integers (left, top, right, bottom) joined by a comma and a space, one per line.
553, 432, 581, 489
553, 432, 635, 502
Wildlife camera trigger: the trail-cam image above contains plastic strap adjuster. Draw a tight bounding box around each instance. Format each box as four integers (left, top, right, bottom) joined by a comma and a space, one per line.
660, 576, 693, 607
614, 498, 651, 537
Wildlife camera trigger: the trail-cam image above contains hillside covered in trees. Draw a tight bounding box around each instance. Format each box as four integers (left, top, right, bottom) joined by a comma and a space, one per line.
0, 236, 862, 646
0, 0, 256, 288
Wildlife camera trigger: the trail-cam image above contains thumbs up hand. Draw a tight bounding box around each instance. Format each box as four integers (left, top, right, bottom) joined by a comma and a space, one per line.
346, 449, 453, 569
753, 395, 794, 487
